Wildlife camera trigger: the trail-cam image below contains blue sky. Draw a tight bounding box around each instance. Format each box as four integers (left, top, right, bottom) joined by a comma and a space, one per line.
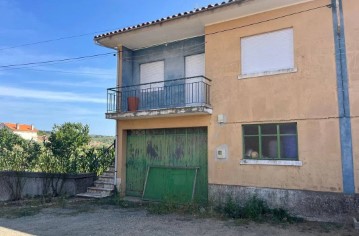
0, 0, 214, 135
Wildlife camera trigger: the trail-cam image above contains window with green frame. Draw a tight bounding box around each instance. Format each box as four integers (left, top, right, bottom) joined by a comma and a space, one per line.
243, 123, 298, 160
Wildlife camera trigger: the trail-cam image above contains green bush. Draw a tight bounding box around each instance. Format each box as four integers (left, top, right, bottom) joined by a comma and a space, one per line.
223, 196, 243, 218
242, 196, 269, 220
220, 195, 299, 223
0, 122, 114, 175
0, 129, 41, 171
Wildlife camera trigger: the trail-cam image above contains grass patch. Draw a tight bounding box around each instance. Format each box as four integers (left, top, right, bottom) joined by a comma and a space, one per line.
94, 191, 143, 209
131, 195, 302, 224
318, 222, 344, 233
0, 205, 42, 219
0, 195, 82, 219
147, 201, 200, 215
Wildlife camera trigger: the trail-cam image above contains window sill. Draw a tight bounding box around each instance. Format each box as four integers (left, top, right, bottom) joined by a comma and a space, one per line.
238, 68, 297, 79
240, 159, 302, 166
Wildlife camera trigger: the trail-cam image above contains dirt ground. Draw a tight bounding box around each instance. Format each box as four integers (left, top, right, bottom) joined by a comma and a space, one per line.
0, 198, 357, 236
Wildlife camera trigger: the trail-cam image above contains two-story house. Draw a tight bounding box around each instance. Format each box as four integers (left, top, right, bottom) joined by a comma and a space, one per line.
94, 0, 359, 218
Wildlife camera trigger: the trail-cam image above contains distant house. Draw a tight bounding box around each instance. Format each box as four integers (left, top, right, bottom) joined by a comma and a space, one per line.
0, 123, 38, 140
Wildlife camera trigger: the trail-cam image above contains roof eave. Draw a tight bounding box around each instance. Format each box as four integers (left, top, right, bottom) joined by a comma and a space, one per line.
94, 0, 313, 50
93, 0, 240, 41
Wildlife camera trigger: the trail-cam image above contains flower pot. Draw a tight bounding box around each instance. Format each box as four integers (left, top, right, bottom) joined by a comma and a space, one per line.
127, 96, 139, 111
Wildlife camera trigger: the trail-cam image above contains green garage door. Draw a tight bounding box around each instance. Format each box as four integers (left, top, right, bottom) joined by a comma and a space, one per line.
126, 128, 208, 203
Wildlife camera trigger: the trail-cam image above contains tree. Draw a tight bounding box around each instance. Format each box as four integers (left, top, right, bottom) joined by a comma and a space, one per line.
0, 128, 25, 151
1, 122, 114, 176
0, 128, 41, 171
46, 122, 90, 173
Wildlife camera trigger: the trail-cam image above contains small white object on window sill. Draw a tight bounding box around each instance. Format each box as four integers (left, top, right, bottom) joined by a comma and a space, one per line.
238, 68, 298, 80
240, 159, 302, 166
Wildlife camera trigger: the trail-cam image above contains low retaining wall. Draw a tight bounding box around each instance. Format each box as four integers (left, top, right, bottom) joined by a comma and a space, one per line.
208, 184, 359, 222
0, 171, 96, 201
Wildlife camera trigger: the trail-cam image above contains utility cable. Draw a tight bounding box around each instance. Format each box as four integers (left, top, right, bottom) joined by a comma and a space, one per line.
0, 28, 124, 52
2, 67, 114, 76
0, 52, 117, 69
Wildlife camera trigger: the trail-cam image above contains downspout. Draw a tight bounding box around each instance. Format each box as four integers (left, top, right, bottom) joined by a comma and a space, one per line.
114, 47, 122, 191
332, 0, 355, 194
114, 123, 118, 189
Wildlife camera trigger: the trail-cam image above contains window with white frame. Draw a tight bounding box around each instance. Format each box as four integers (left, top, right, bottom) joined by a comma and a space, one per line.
140, 61, 164, 91
240, 28, 295, 78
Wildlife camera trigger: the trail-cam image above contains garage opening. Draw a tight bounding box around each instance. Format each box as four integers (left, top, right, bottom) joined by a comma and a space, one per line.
126, 127, 208, 203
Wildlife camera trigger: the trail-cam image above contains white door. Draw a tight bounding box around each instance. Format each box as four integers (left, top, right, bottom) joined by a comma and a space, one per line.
185, 53, 205, 105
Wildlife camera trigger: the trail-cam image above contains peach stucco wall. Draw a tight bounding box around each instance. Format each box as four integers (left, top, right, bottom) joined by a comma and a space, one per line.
343, 0, 359, 193
205, 0, 343, 192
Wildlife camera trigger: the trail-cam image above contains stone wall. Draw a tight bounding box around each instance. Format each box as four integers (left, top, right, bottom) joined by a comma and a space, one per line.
0, 171, 96, 201
209, 184, 359, 222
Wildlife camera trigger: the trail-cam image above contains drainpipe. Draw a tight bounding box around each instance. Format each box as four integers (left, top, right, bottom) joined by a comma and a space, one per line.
114, 122, 118, 190
332, 0, 355, 194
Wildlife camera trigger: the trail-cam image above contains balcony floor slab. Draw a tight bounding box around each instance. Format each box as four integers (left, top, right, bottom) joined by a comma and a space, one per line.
106, 106, 212, 120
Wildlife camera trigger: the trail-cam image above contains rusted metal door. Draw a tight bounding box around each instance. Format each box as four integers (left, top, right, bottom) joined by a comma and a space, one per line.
126, 128, 208, 203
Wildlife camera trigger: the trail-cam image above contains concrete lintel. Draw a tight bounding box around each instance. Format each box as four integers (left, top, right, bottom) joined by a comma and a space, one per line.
106, 106, 212, 120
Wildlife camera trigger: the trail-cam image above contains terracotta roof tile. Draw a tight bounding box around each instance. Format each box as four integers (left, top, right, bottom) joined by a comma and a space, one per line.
3, 123, 38, 132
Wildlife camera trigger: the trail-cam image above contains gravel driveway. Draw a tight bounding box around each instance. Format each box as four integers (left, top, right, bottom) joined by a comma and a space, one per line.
0, 199, 356, 236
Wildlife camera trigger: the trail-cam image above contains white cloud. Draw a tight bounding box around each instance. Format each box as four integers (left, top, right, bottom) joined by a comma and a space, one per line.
23, 80, 110, 88
21, 65, 115, 78
15, 65, 116, 88
0, 98, 114, 135
0, 86, 106, 104
0, 48, 116, 81
0, 47, 65, 66
0, 99, 100, 118
75, 67, 116, 80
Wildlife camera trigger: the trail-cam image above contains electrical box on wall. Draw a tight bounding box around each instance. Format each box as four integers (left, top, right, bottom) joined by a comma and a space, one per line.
216, 145, 228, 159
217, 114, 226, 124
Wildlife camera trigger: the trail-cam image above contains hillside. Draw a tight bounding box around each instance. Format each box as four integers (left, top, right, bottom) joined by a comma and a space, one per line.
90, 135, 115, 147
38, 130, 115, 147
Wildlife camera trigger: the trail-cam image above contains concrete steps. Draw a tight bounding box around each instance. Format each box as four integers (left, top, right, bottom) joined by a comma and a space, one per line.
76, 166, 115, 199
94, 181, 114, 189
98, 176, 113, 182
76, 192, 112, 198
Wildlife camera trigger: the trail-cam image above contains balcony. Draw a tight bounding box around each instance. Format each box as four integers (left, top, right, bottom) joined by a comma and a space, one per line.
106, 76, 212, 119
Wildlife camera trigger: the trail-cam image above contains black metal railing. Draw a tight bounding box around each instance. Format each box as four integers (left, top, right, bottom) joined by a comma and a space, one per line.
107, 76, 211, 113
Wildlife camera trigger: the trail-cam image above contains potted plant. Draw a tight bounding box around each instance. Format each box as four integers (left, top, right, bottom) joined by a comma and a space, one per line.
127, 96, 139, 111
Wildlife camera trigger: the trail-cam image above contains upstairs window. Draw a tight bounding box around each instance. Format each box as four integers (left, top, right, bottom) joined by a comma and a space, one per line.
240, 28, 295, 78
140, 61, 164, 91
243, 123, 298, 160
